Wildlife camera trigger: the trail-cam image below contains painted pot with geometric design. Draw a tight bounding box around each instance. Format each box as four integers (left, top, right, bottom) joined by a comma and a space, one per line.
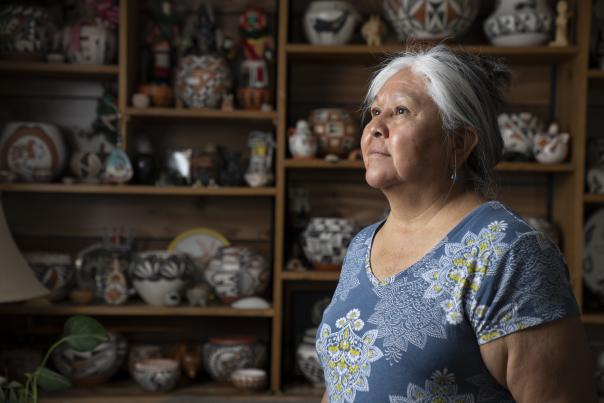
301, 217, 356, 271
129, 251, 194, 306
176, 55, 233, 109
204, 246, 270, 303
24, 252, 74, 302
0, 4, 56, 61
484, 0, 553, 46
202, 337, 266, 382
296, 327, 324, 387
383, 0, 478, 40
0, 122, 67, 182
308, 108, 357, 158
304, 1, 360, 45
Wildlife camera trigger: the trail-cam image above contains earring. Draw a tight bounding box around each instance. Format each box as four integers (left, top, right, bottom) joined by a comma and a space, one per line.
450, 153, 457, 182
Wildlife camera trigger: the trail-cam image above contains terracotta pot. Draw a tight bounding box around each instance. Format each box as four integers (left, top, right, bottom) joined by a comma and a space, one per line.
304, 1, 360, 45
301, 218, 356, 271
203, 337, 266, 382
308, 109, 358, 158
484, 0, 553, 46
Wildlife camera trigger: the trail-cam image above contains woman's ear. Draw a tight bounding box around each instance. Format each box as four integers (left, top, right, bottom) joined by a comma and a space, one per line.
455, 127, 479, 165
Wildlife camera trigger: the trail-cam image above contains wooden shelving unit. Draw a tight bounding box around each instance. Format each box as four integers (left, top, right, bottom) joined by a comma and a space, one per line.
125, 107, 278, 121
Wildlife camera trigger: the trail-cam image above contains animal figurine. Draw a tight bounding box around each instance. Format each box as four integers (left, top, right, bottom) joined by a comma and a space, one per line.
532, 122, 570, 164
167, 343, 202, 379
186, 282, 210, 307
361, 15, 385, 46
498, 113, 540, 161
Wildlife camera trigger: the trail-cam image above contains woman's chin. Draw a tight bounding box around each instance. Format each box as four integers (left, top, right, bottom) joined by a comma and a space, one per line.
364, 171, 395, 190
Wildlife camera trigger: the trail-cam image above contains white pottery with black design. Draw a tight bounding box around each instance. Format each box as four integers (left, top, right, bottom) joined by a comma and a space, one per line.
484, 0, 553, 46
62, 23, 117, 65
301, 217, 356, 271
24, 252, 74, 302
70, 151, 104, 183
52, 332, 127, 385
497, 113, 540, 161
383, 0, 478, 40
205, 246, 270, 303
0, 122, 66, 182
296, 327, 324, 387
202, 337, 266, 382
130, 251, 193, 306
176, 55, 233, 109
0, 5, 55, 60
304, 1, 360, 45
133, 358, 180, 392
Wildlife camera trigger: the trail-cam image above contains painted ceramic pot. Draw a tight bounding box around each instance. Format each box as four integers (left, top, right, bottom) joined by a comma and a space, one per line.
128, 345, 163, 377
203, 337, 266, 382
484, 0, 553, 46
301, 217, 356, 271
0, 122, 67, 182
70, 151, 104, 183
133, 358, 180, 392
533, 131, 570, 164
588, 165, 604, 194
296, 328, 324, 387
205, 247, 270, 303
231, 368, 267, 391
383, 0, 478, 40
104, 148, 133, 184
0, 5, 55, 60
497, 113, 540, 161
130, 251, 194, 306
176, 55, 233, 109
288, 120, 318, 159
24, 252, 74, 302
62, 23, 117, 64
308, 109, 358, 158
304, 1, 360, 45
52, 333, 127, 385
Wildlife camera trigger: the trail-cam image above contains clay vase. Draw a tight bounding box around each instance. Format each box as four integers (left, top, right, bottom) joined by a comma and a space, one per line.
304, 1, 360, 45
176, 55, 233, 108
203, 337, 266, 382
308, 109, 358, 158
0, 4, 55, 61
301, 218, 356, 271
383, 0, 478, 40
288, 120, 318, 159
205, 247, 270, 303
296, 328, 324, 387
0, 122, 67, 182
133, 358, 180, 392
484, 0, 553, 46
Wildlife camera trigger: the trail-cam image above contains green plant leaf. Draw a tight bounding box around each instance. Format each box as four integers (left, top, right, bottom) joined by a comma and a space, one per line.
36, 368, 71, 392
0, 376, 5, 386
7, 388, 18, 403
0, 387, 5, 402
63, 315, 108, 352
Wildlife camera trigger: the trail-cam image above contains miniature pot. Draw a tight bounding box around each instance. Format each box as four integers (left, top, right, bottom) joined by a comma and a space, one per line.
24, 252, 74, 302
70, 151, 104, 184
133, 358, 180, 392
289, 120, 318, 159
0, 4, 55, 61
129, 345, 163, 377
62, 22, 117, 64
205, 247, 270, 303
498, 113, 540, 161
176, 55, 232, 108
484, 0, 553, 46
304, 1, 360, 45
296, 328, 324, 387
301, 218, 356, 271
533, 131, 569, 164
384, 0, 478, 40
203, 337, 266, 382
231, 368, 267, 391
308, 108, 358, 158
130, 251, 194, 306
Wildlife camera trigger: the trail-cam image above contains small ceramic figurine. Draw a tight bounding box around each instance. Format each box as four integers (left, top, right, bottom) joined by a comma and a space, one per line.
361, 15, 385, 46
103, 253, 128, 305
168, 343, 202, 380
186, 282, 211, 307
245, 131, 275, 187
288, 120, 318, 159
550, 1, 571, 47
498, 113, 540, 161
588, 165, 604, 194
533, 122, 570, 164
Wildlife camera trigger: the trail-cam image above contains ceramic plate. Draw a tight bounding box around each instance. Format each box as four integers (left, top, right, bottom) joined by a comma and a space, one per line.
584, 208, 604, 296
167, 228, 229, 278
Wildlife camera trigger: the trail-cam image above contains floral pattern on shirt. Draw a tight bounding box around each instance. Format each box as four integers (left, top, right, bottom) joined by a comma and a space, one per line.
389, 369, 474, 403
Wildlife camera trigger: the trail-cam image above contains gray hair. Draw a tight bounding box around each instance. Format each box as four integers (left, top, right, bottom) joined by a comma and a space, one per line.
363, 44, 511, 197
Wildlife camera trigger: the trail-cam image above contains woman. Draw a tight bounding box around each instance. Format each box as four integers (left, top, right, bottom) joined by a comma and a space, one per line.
317, 45, 595, 402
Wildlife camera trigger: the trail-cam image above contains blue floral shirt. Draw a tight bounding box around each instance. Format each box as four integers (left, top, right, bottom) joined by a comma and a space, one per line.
316, 201, 579, 403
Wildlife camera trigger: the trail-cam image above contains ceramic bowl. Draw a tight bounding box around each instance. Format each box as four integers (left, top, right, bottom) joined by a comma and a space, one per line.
133, 358, 180, 392
231, 368, 267, 391
203, 337, 266, 382
24, 252, 74, 302
301, 218, 356, 271
128, 345, 163, 377
304, 1, 360, 45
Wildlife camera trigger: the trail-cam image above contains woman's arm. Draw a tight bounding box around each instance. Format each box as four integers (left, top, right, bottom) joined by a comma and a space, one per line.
479, 316, 596, 402
321, 390, 328, 403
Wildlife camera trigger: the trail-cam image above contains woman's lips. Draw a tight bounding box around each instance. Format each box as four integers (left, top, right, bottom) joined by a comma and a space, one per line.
368, 151, 390, 157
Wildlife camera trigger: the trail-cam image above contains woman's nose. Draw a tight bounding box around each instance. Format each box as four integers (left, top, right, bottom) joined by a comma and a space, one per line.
367, 119, 389, 139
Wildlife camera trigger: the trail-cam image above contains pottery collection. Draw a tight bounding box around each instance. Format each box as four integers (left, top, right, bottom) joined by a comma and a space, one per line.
289, 120, 318, 159
304, 1, 360, 45
383, 0, 478, 40
52, 333, 127, 385
0, 122, 67, 182
203, 337, 266, 382
296, 327, 324, 387
205, 247, 270, 303
176, 55, 233, 109
133, 358, 180, 392
130, 251, 194, 306
24, 252, 74, 302
484, 0, 553, 46
0, 5, 55, 60
308, 109, 358, 158
301, 217, 356, 271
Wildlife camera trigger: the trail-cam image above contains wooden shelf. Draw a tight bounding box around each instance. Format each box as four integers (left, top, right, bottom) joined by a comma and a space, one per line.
0, 183, 277, 196
282, 270, 340, 281
584, 194, 604, 203
0, 302, 274, 317
125, 107, 278, 121
588, 69, 604, 79
285, 44, 579, 63
0, 60, 119, 77
582, 314, 604, 324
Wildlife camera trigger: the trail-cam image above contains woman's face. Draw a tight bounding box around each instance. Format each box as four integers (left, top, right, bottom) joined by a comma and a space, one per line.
361, 68, 450, 192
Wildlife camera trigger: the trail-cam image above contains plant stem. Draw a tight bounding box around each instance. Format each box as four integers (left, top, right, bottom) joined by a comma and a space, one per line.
29, 337, 67, 403
22, 373, 31, 403
40, 337, 66, 369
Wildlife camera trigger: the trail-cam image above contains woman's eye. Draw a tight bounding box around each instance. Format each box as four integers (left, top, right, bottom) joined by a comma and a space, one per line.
396, 106, 408, 115
371, 108, 380, 117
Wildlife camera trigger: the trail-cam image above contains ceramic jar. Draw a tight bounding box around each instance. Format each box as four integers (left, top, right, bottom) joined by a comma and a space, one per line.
308, 109, 357, 158
70, 151, 104, 183
497, 113, 540, 161
301, 218, 356, 271
0, 5, 55, 60
133, 358, 180, 392
383, 0, 478, 40
484, 0, 553, 46
129, 251, 194, 306
203, 337, 266, 382
24, 252, 74, 302
129, 345, 163, 377
533, 124, 570, 164
62, 22, 117, 64
104, 148, 133, 184
52, 333, 127, 385
289, 120, 318, 159
0, 122, 67, 182
205, 247, 270, 303
296, 328, 324, 387
176, 55, 233, 109
304, 1, 360, 45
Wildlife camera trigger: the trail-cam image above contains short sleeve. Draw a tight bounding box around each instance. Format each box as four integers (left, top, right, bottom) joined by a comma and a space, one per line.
467, 231, 580, 345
